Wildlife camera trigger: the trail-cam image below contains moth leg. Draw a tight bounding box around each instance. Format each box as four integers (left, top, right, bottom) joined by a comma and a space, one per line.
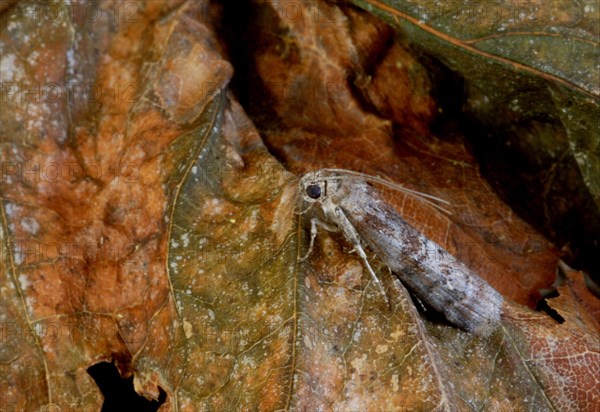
352, 242, 390, 306
412, 294, 428, 313
299, 218, 339, 262
332, 208, 390, 306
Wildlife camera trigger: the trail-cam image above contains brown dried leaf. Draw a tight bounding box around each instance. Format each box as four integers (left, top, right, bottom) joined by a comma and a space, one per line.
1, 1, 599, 411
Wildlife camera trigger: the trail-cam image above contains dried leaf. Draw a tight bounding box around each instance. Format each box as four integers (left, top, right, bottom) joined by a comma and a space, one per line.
1, 1, 598, 411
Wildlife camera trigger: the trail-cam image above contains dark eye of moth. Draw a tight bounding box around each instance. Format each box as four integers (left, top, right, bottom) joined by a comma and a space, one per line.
306, 184, 322, 199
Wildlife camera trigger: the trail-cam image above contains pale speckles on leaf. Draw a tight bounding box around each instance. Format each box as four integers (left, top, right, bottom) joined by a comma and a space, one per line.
183, 320, 193, 339
350, 354, 368, 373
391, 374, 399, 392
240, 355, 257, 369
17, 274, 31, 290
0, 53, 21, 82
204, 198, 225, 214
375, 344, 388, 354
5, 203, 18, 217
13, 251, 23, 265
181, 233, 190, 248
25, 296, 36, 311
303, 335, 313, 350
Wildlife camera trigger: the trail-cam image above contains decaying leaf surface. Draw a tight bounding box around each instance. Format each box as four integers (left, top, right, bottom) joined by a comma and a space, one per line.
501, 267, 600, 412
1, 1, 599, 411
0, 1, 238, 409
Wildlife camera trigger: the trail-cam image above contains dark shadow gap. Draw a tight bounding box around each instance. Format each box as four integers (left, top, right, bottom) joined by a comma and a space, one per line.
535, 289, 566, 324
88, 362, 167, 412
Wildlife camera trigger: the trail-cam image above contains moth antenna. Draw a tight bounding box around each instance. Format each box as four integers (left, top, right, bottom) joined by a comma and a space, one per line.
317, 168, 453, 215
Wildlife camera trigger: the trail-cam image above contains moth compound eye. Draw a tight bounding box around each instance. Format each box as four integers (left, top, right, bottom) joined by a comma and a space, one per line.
306, 184, 322, 199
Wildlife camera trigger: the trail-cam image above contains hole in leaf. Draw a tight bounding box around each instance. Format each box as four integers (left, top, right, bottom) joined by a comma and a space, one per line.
88, 362, 166, 411
535, 290, 565, 324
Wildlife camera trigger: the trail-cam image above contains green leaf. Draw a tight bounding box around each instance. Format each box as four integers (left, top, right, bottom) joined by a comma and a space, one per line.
352, 0, 600, 207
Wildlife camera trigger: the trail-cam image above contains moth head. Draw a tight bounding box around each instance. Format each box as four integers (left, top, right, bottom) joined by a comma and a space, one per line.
299, 171, 340, 204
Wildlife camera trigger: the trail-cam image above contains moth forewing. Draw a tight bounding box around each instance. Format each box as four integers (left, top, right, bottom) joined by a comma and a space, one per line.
299, 169, 504, 337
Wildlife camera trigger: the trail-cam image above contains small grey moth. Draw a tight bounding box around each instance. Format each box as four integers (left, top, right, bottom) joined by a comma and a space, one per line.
299, 168, 504, 337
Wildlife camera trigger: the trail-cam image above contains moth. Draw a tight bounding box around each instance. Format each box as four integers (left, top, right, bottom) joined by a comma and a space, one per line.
299, 168, 503, 337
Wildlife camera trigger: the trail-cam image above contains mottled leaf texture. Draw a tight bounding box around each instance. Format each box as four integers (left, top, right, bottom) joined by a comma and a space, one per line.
0, 1, 598, 412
